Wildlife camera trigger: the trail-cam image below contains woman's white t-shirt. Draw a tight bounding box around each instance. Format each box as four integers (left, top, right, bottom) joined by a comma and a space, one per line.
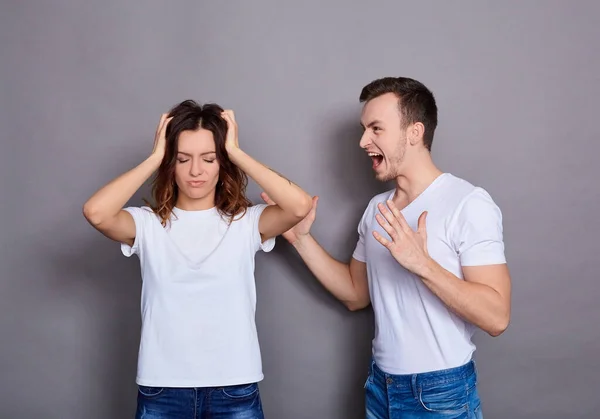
120, 204, 275, 388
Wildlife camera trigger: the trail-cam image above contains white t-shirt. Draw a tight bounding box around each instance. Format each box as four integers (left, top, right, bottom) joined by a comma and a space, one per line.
353, 173, 506, 375
121, 204, 275, 387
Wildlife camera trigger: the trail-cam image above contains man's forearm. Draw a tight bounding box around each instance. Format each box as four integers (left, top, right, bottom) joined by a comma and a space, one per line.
293, 235, 362, 306
419, 259, 509, 336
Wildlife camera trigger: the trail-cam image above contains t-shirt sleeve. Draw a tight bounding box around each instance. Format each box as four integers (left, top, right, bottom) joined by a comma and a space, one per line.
247, 204, 276, 253
120, 206, 150, 258
452, 188, 507, 266
352, 203, 370, 263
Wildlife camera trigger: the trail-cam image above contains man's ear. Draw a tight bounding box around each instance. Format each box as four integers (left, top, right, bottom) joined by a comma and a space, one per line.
408, 122, 425, 146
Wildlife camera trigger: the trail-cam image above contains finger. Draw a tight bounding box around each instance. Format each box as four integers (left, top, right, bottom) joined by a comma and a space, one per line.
418, 212, 429, 254
158, 113, 170, 128
386, 200, 411, 232
159, 116, 174, 136
306, 196, 319, 219
375, 213, 398, 242
372, 231, 392, 248
221, 110, 235, 121
377, 202, 402, 235
417, 211, 428, 238
224, 114, 236, 130
260, 192, 276, 205
156, 113, 167, 132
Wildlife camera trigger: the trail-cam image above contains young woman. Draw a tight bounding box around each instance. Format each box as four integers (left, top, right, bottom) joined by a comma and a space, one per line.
82, 100, 312, 418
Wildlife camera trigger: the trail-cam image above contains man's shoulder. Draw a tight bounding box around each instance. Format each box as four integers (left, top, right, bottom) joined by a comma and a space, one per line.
439, 174, 503, 232
444, 173, 496, 204
439, 173, 496, 209
441, 173, 477, 196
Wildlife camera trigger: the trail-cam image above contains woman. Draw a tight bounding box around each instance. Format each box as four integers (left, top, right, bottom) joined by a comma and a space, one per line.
82, 100, 312, 418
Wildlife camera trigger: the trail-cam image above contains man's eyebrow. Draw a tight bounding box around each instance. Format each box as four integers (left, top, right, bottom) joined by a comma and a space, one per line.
360, 119, 383, 128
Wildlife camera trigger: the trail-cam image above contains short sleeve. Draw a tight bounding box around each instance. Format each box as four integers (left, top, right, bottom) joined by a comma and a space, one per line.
452, 188, 507, 266
246, 204, 276, 253
352, 205, 370, 263
120, 206, 151, 258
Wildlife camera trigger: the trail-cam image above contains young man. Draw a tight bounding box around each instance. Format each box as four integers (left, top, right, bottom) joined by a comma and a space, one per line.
263, 77, 511, 418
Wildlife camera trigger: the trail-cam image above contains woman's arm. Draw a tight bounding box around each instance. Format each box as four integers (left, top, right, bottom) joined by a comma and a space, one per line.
222, 111, 312, 242
82, 114, 171, 246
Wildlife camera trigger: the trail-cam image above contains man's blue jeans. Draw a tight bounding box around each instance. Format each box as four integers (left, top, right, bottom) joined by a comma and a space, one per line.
365, 359, 483, 418
135, 382, 264, 419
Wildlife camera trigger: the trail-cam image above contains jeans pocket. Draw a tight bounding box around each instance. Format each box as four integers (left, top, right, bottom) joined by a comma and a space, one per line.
364, 360, 375, 389
470, 402, 483, 419
364, 369, 371, 389
221, 383, 259, 400
468, 384, 483, 418
138, 385, 165, 398
418, 381, 469, 414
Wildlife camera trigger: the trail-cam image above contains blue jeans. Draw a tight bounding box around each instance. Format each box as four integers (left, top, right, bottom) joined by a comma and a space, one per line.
365, 359, 483, 418
135, 383, 264, 419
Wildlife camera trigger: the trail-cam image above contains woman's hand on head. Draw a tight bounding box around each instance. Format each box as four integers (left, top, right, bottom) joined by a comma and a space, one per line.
151, 113, 173, 160
221, 110, 240, 153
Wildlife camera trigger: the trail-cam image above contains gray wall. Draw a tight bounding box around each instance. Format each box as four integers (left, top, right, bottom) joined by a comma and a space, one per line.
1, 1, 599, 418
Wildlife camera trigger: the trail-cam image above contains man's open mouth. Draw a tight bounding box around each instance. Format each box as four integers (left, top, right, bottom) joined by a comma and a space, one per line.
368, 152, 384, 168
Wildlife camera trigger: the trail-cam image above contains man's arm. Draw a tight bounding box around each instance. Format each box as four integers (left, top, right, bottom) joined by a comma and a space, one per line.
260, 192, 370, 311
419, 261, 511, 336
293, 235, 370, 311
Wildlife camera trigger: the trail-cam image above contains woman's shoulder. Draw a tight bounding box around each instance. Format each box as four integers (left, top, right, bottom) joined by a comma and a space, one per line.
123, 205, 163, 226
229, 203, 268, 222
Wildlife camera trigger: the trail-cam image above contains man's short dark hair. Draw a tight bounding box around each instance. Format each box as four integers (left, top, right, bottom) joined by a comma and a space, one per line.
359, 77, 438, 150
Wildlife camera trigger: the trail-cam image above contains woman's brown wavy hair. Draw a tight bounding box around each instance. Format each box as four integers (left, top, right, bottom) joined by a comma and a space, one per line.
144, 100, 252, 226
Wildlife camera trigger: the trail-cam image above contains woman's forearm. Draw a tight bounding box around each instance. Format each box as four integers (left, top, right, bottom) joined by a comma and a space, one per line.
228, 148, 311, 217
83, 154, 162, 226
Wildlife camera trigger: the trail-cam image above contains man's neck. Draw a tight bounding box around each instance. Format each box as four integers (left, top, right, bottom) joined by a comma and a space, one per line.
392, 155, 443, 209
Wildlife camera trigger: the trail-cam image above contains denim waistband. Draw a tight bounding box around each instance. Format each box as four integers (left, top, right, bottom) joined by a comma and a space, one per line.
371, 359, 476, 388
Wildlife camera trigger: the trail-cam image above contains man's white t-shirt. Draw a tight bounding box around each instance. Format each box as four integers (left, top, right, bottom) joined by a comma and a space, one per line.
121, 204, 275, 387
353, 173, 506, 375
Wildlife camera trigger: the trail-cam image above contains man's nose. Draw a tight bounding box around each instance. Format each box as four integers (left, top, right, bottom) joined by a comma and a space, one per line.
359, 131, 370, 149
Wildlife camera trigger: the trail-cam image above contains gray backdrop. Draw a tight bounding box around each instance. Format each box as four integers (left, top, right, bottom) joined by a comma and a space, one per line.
2, 1, 599, 418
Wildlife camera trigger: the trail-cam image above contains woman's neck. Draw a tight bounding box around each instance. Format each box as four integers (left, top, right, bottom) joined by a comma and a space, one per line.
175, 194, 216, 211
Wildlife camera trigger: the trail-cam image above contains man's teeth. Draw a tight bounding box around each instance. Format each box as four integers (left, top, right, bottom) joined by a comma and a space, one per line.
368, 153, 382, 157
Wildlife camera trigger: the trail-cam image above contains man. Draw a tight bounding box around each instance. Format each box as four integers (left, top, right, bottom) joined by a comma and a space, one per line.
263, 76, 511, 418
